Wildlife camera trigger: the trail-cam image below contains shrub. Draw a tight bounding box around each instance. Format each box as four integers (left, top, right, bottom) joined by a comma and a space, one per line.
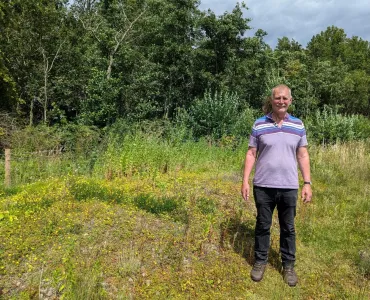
11, 125, 61, 152
188, 90, 241, 139
57, 124, 102, 156
305, 106, 370, 144
9, 124, 102, 157
230, 106, 257, 139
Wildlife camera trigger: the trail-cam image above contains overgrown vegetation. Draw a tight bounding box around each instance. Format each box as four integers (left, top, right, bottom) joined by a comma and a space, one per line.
0, 126, 369, 298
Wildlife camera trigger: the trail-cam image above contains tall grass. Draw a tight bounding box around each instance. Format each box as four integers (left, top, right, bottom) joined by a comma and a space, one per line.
1, 138, 370, 299
2, 107, 369, 186
297, 141, 370, 278
0, 124, 245, 186
0, 121, 369, 298
1, 138, 369, 299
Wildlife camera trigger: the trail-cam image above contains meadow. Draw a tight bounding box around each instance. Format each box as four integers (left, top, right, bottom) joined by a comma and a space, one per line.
0, 132, 369, 299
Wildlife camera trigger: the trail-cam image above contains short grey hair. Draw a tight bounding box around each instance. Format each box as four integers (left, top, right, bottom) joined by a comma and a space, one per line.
271, 84, 292, 98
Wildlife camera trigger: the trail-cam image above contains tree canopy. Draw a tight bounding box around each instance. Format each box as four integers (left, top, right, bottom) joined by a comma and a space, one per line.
1, 0, 369, 127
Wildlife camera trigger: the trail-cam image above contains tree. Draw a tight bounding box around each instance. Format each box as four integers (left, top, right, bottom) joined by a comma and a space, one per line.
342, 70, 370, 115
307, 26, 347, 62
307, 27, 370, 114
272, 37, 318, 117
133, 0, 200, 119
343, 36, 370, 71
0, 0, 69, 124
194, 3, 252, 94
308, 60, 348, 108
0, 51, 18, 112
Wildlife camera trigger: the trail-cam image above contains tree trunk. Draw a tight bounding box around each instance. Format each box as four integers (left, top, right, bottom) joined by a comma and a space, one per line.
44, 63, 48, 123
29, 97, 34, 126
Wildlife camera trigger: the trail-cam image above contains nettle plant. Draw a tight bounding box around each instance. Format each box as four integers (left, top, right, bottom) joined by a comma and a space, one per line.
189, 90, 241, 139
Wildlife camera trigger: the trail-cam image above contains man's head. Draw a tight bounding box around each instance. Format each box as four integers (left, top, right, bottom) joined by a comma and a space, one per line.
270, 84, 292, 116
271, 84, 292, 99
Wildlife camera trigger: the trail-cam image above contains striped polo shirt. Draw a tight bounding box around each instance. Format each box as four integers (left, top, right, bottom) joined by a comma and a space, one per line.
248, 113, 308, 189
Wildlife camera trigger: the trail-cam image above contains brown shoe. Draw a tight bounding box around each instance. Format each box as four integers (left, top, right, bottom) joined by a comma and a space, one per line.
283, 266, 298, 287
250, 263, 267, 282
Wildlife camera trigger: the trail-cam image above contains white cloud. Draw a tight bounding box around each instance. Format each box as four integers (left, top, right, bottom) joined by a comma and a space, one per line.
198, 0, 370, 47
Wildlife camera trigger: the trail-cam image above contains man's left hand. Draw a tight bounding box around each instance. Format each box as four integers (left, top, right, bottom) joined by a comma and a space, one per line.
302, 185, 312, 203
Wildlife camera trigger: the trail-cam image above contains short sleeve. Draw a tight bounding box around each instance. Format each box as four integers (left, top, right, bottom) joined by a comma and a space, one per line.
248, 124, 258, 148
298, 125, 308, 147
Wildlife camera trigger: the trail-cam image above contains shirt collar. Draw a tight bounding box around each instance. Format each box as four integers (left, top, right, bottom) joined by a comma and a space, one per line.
266, 112, 290, 121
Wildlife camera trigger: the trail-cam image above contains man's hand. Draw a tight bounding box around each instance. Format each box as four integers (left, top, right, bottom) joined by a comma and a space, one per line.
241, 182, 250, 202
302, 184, 312, 203
241, 147, 257, 203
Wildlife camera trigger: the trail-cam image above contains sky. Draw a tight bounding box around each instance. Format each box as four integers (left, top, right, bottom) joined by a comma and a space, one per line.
198, 0, 370, 48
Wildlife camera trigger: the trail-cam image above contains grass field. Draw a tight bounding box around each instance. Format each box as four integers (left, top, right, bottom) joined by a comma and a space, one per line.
0, 137, 369, 299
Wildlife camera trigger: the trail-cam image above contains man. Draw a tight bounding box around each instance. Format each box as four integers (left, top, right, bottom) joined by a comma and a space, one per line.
241, 84, 312, 287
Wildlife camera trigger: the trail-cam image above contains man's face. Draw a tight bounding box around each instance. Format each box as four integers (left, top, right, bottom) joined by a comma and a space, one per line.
271, 87, 292, 115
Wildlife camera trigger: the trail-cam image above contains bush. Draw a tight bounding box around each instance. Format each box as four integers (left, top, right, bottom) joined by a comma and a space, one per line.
57, 124, 102, 156
10, 124, 102, 155
305, 106, 370, 144
188, 90, 241, 139
231, 106, 258, 139
11, 125, 61, 152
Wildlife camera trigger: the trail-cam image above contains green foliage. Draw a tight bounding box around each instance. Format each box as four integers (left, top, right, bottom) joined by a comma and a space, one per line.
342, 69, 370, 114
80, 69, 121, 126
307, 26, 347, 61
306, 108, 367, 143
0, 51, 18, 111
10, 124, 101, 155
271, 40, 320, 117
57, 123, 102, 155
309, 60, 349, 107
0, 113, 20, 149
137, 0, 199, 118
306, 27, 370, 115
187, 90, 242, 138
2, 125, 102, 185
305, 106, 370, 144
230, 106, 258, 139
0, 0, 70, 123
1, 0, 370, 126
11, 125, 62, 152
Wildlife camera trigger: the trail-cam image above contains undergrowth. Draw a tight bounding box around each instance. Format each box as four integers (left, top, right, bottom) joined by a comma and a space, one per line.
0, 136, 369, 299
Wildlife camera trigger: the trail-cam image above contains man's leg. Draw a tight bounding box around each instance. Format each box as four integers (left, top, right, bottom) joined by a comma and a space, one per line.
277, 189, 298, 286
277, 189, 297, 266
253, 186, 276, 263
251, 186, 276, 282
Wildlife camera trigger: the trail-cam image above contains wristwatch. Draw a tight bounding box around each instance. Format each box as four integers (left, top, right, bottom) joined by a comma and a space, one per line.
303, 181, 312, 185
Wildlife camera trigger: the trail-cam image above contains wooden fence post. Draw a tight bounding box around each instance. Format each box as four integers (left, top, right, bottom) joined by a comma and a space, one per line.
5, 148, 11, 187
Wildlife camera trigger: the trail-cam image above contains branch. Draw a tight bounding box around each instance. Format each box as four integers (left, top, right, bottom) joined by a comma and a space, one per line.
48, 39, 66, 72
114, 9, 146, 55
106, 7, 147, 79
78, 16, 102, 42
40, 47, 49, 74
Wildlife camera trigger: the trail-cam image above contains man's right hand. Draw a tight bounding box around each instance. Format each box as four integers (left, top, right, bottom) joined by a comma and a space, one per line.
241, 147, 256, 203
241, 182, 250, 202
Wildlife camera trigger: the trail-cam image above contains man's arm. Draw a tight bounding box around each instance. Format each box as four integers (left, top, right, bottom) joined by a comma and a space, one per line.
241, 147, 257, 201
297, 146, 312, 203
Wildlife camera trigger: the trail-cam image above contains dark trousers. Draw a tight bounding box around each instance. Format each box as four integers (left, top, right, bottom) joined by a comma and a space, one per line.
253, 186, 298, 267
